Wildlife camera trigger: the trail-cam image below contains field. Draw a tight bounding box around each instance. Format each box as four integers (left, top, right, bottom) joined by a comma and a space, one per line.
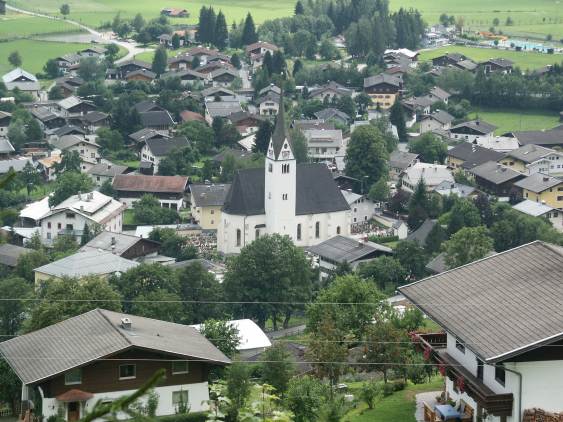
469, 107, 562, 134
8, 0, 563, 40
0, 39, 91, 74
419, 45, 563, 71
0, 11, 81, 39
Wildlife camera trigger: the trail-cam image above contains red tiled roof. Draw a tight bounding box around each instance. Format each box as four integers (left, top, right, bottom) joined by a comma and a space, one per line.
56, 389, 94, 402
113, 174, 188, 193
180, 110, 206, 123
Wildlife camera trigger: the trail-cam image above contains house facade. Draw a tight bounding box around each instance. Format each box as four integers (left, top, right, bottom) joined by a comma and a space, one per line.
363, 74, 402, 109
113, 174, 188, 210
190, 183, 230, 230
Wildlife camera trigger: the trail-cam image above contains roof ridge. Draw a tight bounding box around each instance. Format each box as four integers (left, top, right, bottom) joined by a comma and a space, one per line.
97, 308, 134, 346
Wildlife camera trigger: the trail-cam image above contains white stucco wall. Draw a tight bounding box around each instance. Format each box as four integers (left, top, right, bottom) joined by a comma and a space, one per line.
40, 212, 122, 244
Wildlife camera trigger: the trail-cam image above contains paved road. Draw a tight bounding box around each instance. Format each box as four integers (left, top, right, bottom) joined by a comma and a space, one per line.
6, 5, 153, 63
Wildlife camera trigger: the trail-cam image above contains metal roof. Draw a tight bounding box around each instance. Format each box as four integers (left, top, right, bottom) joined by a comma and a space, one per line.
514, 173, 563, 193
505, 144, 555, 163
113, 174, 188, 193
0, 243, 30, 267
145, 136, 189, 156
190, 183, 231, 207
0, 308, 230, 385
469, 161, 524, 185
82, 231, 158, 256
400, 241, 563, 363
513, 199, 555, 217
307, 235, 392, 263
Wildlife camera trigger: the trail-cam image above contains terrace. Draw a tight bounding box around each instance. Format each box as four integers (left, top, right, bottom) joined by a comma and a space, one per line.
415, 332, 513, 420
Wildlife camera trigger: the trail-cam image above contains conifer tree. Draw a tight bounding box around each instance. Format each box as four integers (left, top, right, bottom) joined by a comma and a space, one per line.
242, 13, 258, 45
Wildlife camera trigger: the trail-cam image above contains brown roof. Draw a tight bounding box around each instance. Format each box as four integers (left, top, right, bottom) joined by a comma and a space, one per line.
180, 110, 206, 123
56, 389, 94, 402
113, 174, 188, 193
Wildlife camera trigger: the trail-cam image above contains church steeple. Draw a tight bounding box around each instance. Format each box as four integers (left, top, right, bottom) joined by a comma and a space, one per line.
269, 87, 293, 160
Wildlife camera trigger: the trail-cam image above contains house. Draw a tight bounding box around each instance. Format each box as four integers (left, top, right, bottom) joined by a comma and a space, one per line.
2, 68, 40, 99
433, 181, 477, 198
257, 93, 281, 117
39, 191, 126, 244
513, 173, 563, 209
469, 161, 526, 197
292, 119, 335, 132
37, 154, 62, 181
363, 74, 402, 109
480, 58, 514, 74
82, 231, 161, 259
80, 111, 110, 134
209, 67, 239, 87
125, 69, 157, 82
402, 95, 435, 117
420, 110, 454, 133
0, 137, 15, 158
217, 104, 351, 254
134, 100, 166, 114
389, 150, 419, 181
508, 125, 563, 149
205, 100, 243, 124
392, 220, 408, 239
450, 120, 497, 143
401, 162, 454, 193
79, 46, 106, 58
307, 235, 392, 279
227, 111, 265, 136
513, 200, 563, 232
128, 128, 170, 148
168, 54, 196, 70
55, 75, 84, 97
446, 143, 505, 171
115, 60, 152, 79
140, 136, 190, 173
314, 108, 350, 126
303, 129, 345, 167
31, 106, 66, 130
34, 249, 138, 283
200, 86, 236, 101
431, 52, 465, 67
406, 219, 437, 247
308, 81, 353, 101
190, 183, 231, 230
54, 53, 81, 73
0, 243, 31, 268
139, 110, 175, 131
429, 86, 450, 104
158, 33, 173, 48
425, 252, 448, 274
498, 144, 563, 177
179, 110, 206, 124
454, 59, 478, 72
0, 157, 36, 175
0, 308, 229, 420
112, 174, 188, 210
57, 96, 96, 117
0, 0, 5, 14
50, 135, 101, 172
86, 162, 128, 186
245, 41, 279, 56
162, 69, 208, 84
0, 110, 11, 137
259, 84, 281, 98
340, 190, 377, 225
400, 241, 563, 422
474, 136, 520, 153
161, 7, 189, 17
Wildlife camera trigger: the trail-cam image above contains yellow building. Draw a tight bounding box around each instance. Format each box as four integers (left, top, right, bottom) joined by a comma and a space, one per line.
514, 173, 563, 209
364, 74, 402, 110
190, 183, 231, 230
498, 144, 563, 176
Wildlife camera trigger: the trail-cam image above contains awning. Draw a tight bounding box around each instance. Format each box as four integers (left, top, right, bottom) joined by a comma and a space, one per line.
56, 389, 94, 402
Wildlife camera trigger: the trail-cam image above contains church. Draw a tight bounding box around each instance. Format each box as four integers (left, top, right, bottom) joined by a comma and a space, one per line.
217, 101, 351, 254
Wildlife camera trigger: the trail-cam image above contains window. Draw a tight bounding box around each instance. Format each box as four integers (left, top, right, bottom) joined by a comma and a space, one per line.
236, 229, 241, 247
455, 338, 465, 353
172, 390, 189, 406
66, 224, 74, 231
297, 224, 302, 240
476, 358, 484, 381
47, 222, 51, 229
282, 164, 290, 174
57, 223, 62, 230
172, 361, 189, 375
495, 364, 506, 386
119, 364, 136, 380
336, 226, 341, 235
255, 229, 260, 239
210, 210, 215, 214
65, 368, 82, 385
47, 233, 51, 240
268, 163, 273, 172
282, 193, 288, 200
66, 212, 75, 219
315, 222, 320, 239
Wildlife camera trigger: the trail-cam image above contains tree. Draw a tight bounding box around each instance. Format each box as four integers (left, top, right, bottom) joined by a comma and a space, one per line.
492, 17, 500, 26
152, 47, 168, 75
360, 381, 380, 409
447, 198, 481, 235
55, 150, 81, 174
26, 276, 122, 331
224, 234, 312, 329
394, 241, 427, 279
364, 320, 407, 383
474, 193, 494, 227
425, 223, 446, 254
171, 33, 181, 49
444, 226, 493, 269
345, 125, 389, 187
49, 171, 94, 207
389, 100, 407, 143
272, 50, 287, 75
96, 128, 124, 152
132, 13, 146, 32
408, 133, 448, 164
225, 362, 252, 420
78, 57, 106, 81
99, 179, 116, 197
368, 178, 390, 203
358, 256, 408, 291
44, 58, 61, 79
131, 289, 183, 322
0, 277, 33, 336
292, 59, 303, 77
52, 234, 79, 258
288, 129, 308, 163
407, 179, 430, 230
214, 11, 228, 49
230, 53, 241, 69
295, 1, 305, 15
15, 249, 49, 283
286, 376, 328, 422
18, 161, 41, 195
148, 227, 197, 261
261, 344, 294, 396
48, 85, 64, 100
200, 319, 240, 358
242, 13, 258, 45
319, 39, 339, 60
60, 4, 70, 15
0, 359, 21, 417
132, 194, 178, 225
177, 121, 214, 155
253, 120, 274, 154
8, 51, 22, 68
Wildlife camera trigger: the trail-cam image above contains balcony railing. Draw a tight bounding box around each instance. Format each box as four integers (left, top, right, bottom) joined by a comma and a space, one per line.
415, 333, 513, 418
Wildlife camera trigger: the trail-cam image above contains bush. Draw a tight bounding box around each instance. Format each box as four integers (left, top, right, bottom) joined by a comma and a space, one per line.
367, 235, 399, 244
157, 413, 206, 422
382, 382, 395, 397
360, 381, 380, 409
392, 380, 406, 391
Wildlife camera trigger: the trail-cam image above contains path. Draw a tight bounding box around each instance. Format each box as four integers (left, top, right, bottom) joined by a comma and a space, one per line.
267, 324, 306, 340
415, 391, 441, 422
6, 5, 153, 63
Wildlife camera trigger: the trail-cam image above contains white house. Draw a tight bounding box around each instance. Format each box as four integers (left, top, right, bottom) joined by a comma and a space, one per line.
2, 68, 40, 99
303, 129, 345, 167
449, 120, 497, 144
217, 103, 351, 254
39, 191, 125, 244
50, 135, 101, 172
140, 136, 189, 174
513, 200, 563, 232
257, 93, 280, 116
400, 162, 454, 193
401, 241, 563, 422
0, 309, 230, 421
340, 190, 377, 226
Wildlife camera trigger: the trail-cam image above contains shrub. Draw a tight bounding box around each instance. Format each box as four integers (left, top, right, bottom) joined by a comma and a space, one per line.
392, 380, 406, 391
367, 235, 399, 244
157, 412, 207, 422
382, 382, 395, 397
360, 381, 380, 409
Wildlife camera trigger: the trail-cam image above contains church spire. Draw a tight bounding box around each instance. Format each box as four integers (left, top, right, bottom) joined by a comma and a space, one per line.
270, 85, 291, 160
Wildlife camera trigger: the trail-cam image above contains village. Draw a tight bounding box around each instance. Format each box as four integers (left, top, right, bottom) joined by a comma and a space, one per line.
0, 0, 562, 421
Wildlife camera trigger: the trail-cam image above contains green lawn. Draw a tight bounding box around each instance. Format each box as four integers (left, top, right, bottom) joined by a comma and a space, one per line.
0, 39, 91, 74
123, 209, 135, 226
0, 11, 82, 39
469, 107, 561, 134
419, 45, 563, 72
345, 377, 444, 422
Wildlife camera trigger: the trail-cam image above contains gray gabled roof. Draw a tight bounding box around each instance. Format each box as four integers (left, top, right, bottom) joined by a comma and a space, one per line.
86, 162, 128, 177
363, 73, 401, 89
406, 219, 437, 247
469, 161, 524, 185
190, 183, 231, 207
389, 150, 419, 170
307, 235, 392, 263
223, 163, 350, 216
423, 110, 454, 125
447, 142, 505, 169
505, 144, 555, 163
82, 231, 159, 256
511, 125, 563, 147
514, 173, 563, 193
450, 120, 497, 135
139, 111, 175, 128
0, 243, 30, 267
0, 308, 230, 385
400, 241, 563, 363
145, 136, 189, 157
314, 108, 350, 122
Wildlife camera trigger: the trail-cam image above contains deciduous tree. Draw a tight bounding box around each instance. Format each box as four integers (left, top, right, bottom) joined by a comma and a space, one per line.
444, 226, 493, 268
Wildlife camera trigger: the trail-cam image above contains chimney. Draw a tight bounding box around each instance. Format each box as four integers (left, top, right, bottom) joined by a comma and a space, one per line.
78, 191, 82, 200
476, 120, 480, 126
543, 177, 549, 182
80, 205, 84, 212
121, 317, 132, 330
111, 236, 116, 246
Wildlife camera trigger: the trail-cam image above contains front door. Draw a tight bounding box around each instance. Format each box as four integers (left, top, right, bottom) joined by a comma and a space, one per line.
67, 402, 80, 421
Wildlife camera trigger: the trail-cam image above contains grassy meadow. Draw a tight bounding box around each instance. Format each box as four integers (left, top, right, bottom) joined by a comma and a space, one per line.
469, 108, 562, 134
419, 45, 563, 71
0, 11, 81, 39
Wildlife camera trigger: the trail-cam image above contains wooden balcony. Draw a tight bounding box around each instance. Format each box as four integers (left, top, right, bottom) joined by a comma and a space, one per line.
416, 333, 514, 418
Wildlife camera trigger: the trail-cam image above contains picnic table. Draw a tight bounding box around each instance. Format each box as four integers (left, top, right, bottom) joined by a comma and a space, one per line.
435, 404, 462, 421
